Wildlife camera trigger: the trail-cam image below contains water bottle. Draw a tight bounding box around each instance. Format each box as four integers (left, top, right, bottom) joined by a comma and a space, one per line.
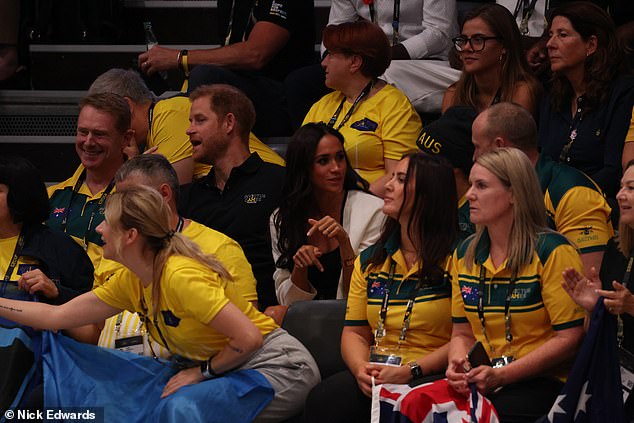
143, 22, 168, 80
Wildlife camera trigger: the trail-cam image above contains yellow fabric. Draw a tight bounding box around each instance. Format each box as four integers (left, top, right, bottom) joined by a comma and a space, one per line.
0, 236, 39, 282
93, 255, 277, 361
193, 133, 286, 179
303, 84, 422, 183
345, 251, 452, 364
544, 185, 613, 253
451, 231, 585, 382
625, 108, 634, 142
47, 165, 109, 269
147, 96, 192, 165
96, 220, 259, 353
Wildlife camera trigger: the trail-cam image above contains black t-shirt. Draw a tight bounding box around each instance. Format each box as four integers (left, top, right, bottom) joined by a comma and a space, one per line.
217, 0, 315, 81
179, 153, 285, 309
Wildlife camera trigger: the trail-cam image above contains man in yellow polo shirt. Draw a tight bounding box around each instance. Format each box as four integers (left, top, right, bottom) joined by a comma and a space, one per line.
46, 93, 133, 269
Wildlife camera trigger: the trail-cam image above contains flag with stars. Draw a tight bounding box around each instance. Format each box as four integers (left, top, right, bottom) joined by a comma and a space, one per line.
537, 298, 624, 422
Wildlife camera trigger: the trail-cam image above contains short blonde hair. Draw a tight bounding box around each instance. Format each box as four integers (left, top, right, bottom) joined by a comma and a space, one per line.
465, 148, 547, 275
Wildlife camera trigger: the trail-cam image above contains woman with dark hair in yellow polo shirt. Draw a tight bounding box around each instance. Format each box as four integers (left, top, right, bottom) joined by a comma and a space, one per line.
447, 148, 585, 422
0, 186, 319, 422
304, 152, 458, 422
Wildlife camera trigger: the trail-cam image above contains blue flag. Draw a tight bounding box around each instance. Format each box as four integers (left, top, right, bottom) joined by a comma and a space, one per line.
42, 332, 274, 423
538, 298, 624, 422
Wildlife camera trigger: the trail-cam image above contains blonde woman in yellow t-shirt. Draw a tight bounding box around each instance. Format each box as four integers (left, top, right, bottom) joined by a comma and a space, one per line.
0, 186, 319, 422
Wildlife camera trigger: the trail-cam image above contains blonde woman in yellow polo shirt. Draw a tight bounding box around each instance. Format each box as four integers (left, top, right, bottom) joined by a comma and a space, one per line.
304, 152, 458, 423
447, 148, 585, 421
0, 186, 319, 422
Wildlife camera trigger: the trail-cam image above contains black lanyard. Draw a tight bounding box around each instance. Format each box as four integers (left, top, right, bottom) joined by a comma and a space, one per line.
374, 258, 446, 347
60, 170, 115, 250
369, 0, 401, 45
617, 255, 634, 347
175, 216, 184, 233
3, 232, 25, 283
477, 264, 517, 356
512, 0, 539, 35
559, 96, 585, 164
327, 80, 374, 131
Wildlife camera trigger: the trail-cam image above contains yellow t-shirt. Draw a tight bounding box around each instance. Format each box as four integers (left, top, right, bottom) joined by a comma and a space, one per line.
0, 236, 40, 282
345, 237, 452, 364
96, 220, 258, 352
93, 255, 278, 361
451, 230, 585, 381
303, 84, 422, 183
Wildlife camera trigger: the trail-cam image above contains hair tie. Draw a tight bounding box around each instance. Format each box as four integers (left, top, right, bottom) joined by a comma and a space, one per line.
163, 230, 175, 241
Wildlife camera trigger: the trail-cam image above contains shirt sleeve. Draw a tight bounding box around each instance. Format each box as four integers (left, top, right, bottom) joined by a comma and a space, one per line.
401, 0, 457, 59
92, 270, 138, 313
540, 243, 585, 330
554, 186, 612, 254
344, 257, 370, 326
626, 108, 634, 143
380, 90, 422, 161
257, 0, 293, 31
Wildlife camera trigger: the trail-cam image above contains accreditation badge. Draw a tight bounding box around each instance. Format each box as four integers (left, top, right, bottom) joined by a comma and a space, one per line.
369, 345, 402, 366
114, 327, 147, 356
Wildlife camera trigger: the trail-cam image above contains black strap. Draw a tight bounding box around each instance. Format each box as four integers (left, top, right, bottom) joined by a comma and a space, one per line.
327, 80, 374, 131
477, 264, 518, 353
623, 255, 634, 289
3, 232, 25, 282
368, 1, 401, 45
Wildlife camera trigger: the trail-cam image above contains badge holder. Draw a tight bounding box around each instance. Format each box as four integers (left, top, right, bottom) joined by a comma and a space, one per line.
114, 326, 148, 356
369, 345, 403, 367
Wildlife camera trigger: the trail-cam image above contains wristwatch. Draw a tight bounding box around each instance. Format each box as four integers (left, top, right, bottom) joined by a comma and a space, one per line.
408, 361, 423, 380
200, 358, 219, 379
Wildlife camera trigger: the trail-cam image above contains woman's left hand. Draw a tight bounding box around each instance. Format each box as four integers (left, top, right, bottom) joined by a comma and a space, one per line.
598, 281, 634, 316
365, 363, 411, 385
307, 217, 349, 244
17, 269, 59, 299
161, 367, 205, 398
466, 365, 503, 395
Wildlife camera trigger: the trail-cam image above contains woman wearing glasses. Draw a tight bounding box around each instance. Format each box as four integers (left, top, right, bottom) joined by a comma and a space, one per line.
442, 4, 541, 117
447, 148, 584, 421
304, 152, 457, 423
0, 186, 320, 422
538, 2, 634, 198
303, 21, 421, 197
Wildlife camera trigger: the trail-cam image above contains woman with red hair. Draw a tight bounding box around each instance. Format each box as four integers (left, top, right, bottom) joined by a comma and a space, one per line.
303, 21, 422, 198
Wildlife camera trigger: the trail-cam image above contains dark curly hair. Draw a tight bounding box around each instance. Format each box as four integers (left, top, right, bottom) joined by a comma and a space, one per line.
0, 156, 49, 226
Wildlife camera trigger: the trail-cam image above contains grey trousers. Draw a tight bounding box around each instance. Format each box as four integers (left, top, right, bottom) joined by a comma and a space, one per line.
238, 328, 321, 422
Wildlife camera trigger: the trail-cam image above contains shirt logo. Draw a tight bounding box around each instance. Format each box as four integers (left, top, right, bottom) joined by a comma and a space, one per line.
351, 118, 378, 132
270, 0, 287, 19
244, 193, 266, 204
17, 264, 39, 275
161, 310, 181, 327
53, 207, 66, 216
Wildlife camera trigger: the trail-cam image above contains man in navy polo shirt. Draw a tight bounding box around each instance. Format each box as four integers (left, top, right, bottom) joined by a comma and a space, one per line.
179, 84, 285, 309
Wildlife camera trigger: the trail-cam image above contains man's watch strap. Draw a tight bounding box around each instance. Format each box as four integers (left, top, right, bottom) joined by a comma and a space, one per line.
408, 361, 423, 380
200, 358, 220, 379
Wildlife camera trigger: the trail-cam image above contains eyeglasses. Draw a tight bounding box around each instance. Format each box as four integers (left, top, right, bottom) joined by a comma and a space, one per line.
452, 36, 503, 52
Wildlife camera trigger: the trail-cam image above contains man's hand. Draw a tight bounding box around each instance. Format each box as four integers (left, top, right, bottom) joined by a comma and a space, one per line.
18, 269, 59, 299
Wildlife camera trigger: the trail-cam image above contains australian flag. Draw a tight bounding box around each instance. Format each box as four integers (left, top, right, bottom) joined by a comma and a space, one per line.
375, 378, 499, 423
537, 298, 625, 422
